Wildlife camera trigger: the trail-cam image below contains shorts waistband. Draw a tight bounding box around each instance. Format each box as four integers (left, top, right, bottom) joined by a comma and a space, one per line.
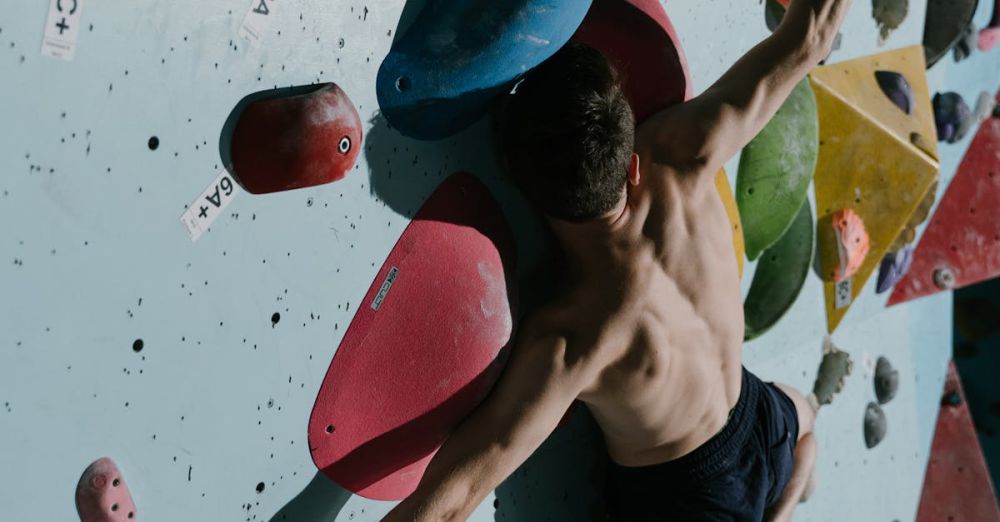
610, 367, 761, 482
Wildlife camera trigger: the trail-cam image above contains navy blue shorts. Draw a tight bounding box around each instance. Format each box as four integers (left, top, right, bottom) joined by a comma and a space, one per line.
606, 368, 800, 521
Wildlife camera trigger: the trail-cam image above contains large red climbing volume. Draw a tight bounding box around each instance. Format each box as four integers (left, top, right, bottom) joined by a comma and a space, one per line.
915, 362, 1000, 522
889, 91, 1000, 306
308, 173, 517, 500
572, 0, 692, 122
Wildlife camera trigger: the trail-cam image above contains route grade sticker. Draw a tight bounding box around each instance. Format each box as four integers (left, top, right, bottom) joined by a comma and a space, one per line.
180, 171, 241, 242
834, 278, 853, 310
239, 0, 275, 44
41, 0, 84, 61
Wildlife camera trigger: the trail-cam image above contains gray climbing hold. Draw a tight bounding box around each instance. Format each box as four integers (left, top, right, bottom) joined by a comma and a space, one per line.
864, 402, 887, 448
873, 0, 909, 44
957, 91, 998, 138
813, 337, 853, 406
874, 357, 899, 404
953, 22, 979, 61
934, 92, 971, 143
875, 71, 913, 114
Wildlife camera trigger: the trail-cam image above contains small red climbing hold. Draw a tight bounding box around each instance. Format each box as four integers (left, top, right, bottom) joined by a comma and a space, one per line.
231, 83, 363, 194
75, 457, 137, 521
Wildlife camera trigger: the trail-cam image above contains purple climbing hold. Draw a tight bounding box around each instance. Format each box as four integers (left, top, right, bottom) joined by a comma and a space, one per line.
876, 245, 914, 293
875, 70, 913, 114
933, 92, 971, 143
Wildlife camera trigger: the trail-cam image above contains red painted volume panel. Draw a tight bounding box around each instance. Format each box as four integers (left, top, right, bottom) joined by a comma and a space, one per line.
916, 362, 1000, 522
889, 92, 1000, 305
308, 173, 517, 500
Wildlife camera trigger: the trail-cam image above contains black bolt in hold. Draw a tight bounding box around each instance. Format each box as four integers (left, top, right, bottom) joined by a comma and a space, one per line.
148, 136, 159, 150
132, 339, 143, 353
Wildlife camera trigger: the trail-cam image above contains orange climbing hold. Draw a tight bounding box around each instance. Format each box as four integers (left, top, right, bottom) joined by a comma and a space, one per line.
831, 208, 870, 283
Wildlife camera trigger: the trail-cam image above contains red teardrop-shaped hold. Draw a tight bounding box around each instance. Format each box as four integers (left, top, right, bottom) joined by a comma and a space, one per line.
231, 83, 363, 194
307, 173, 517, 501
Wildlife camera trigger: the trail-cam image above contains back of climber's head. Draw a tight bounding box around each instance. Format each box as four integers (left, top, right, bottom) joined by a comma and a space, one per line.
500, 41, 635, 222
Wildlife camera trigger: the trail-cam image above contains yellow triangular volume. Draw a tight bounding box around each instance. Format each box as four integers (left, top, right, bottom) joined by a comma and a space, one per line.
809, 45, 939, 163
810, 47, 940, 332
715, 169, 745, 279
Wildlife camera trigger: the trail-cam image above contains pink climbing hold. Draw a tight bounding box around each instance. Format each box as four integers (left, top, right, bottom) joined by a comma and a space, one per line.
832, 208, 870, 283
979, 28, 1000, 51
75, 458, 136, 521
979, 1, 1000, 51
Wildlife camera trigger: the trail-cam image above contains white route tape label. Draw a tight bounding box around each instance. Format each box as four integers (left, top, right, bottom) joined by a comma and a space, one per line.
41, 0, 83, 61
239, 0, 275, 44
834, 278, 853, 310
180, 171, 241, 242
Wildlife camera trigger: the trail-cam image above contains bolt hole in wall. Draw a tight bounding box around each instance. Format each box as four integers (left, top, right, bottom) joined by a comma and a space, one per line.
395, 76, 410, 92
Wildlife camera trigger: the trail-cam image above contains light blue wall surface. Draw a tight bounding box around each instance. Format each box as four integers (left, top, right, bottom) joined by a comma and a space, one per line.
1, 1, 996, 520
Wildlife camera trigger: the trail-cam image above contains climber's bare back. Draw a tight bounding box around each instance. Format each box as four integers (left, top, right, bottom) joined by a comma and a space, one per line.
529, 121, 745, 468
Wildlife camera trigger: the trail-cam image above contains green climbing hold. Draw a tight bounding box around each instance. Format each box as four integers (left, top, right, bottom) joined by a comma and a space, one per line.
737, 78, 819, 261
743, 201, 814, 341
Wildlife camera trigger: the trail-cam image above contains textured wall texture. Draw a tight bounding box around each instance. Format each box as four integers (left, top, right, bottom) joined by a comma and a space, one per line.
1, 0, 997, 520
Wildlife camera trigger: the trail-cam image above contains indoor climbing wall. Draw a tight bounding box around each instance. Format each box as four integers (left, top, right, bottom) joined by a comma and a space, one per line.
1, 1, 998, 521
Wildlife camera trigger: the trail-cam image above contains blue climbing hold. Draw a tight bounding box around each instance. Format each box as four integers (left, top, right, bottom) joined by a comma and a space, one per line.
377, 0, 593, 140
875, 70, 913, 114
934, 92, 971, 143
876, 245, 914, 294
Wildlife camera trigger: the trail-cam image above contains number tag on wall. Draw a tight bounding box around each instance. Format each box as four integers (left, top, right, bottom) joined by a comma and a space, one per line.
834, 278, 852, 310
180, 171, 241, 242
239, 0, 275, 44
41, 0, 83, 61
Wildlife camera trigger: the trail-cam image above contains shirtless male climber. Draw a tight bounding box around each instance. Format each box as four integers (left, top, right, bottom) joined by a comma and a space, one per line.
384, 0, 852, 520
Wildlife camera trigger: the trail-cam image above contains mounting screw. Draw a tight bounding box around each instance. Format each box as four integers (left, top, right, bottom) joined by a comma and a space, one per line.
933, 266, 956, 290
